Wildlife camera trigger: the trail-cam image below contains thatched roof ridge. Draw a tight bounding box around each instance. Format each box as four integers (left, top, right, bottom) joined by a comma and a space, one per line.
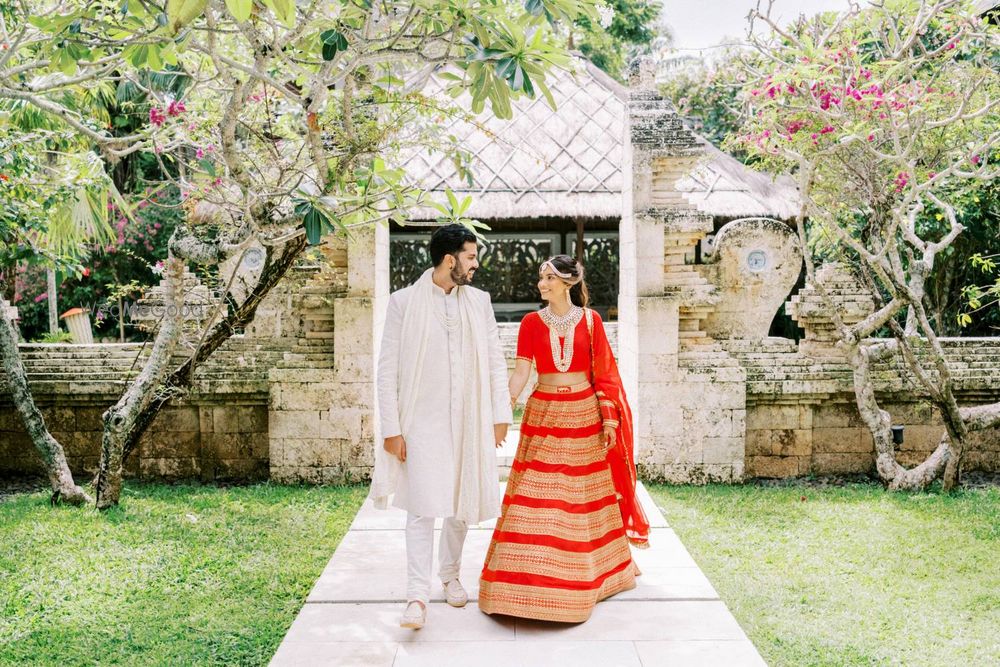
675, 140, 800, 221
400, 53, 626, 220
401, 53, 799, 222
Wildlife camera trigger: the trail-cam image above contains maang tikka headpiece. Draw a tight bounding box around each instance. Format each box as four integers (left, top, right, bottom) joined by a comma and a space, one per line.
540, 258, 584, 285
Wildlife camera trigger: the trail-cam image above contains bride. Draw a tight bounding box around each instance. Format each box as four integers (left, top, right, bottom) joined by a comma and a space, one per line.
478, 254, 649, 623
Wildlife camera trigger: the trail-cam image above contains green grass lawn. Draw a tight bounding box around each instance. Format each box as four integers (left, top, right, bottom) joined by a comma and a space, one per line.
647, 482, 1000, 667
0, 482, 367, 667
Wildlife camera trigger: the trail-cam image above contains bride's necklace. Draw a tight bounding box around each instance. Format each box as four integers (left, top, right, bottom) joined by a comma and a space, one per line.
539, 304, 583, 372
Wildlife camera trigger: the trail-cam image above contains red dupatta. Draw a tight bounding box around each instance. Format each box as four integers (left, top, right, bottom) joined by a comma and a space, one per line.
586, 309, 650, 548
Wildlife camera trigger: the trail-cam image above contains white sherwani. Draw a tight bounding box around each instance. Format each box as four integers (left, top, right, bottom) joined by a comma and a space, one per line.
376, 278, 512, 519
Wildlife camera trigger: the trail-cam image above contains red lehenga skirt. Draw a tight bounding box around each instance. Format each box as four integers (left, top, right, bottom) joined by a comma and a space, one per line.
478, 381, 639, 623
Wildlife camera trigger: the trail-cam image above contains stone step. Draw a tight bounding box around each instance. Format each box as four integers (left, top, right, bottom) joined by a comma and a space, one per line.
25, 371, 140, 381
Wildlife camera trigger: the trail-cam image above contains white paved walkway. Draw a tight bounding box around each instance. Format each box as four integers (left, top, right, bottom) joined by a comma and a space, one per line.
269, 482, 766, 666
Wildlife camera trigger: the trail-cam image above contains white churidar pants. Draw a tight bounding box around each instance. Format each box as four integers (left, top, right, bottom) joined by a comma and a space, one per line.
405, 513, 469, 604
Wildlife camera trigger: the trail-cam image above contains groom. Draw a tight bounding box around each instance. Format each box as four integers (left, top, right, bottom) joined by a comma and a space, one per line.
372, 223, 512, 629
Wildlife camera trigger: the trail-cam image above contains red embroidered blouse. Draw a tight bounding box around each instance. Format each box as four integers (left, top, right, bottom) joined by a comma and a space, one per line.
515, 310, 593, 376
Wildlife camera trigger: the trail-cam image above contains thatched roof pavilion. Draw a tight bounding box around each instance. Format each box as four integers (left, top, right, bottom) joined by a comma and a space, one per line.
391, 53, 800, 319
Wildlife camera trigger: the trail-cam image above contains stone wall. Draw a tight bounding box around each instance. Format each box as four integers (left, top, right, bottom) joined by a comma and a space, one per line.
729, 335, 1000, 478
0, 339, 282, 481
4, 317, 999, 482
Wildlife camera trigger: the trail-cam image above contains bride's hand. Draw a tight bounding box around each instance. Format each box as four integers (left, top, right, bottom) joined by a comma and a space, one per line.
603, 425, 616, 450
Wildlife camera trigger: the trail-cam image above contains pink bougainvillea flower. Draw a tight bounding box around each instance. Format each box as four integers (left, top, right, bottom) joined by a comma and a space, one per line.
971, 154, 981, 165
867, 134, 875, 142
167, 100, 186, 116
196, 148, 205, 159
149, 107, 166, 126
894, 171, 910, 193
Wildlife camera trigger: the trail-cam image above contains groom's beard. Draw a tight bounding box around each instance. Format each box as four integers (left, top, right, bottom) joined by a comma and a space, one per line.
452, 265, 475, 286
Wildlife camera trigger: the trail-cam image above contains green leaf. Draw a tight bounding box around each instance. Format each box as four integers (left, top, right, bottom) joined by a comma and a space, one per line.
495, 57, 517, 81
198, 158, 216, 177
146, 44, 163, 71
28, 17, 52, 31
302, 207, 333, 245
511, 65, 532, 94
225, 0, 253, 22
165, 0, 208, 35
524, 0, 544, 17
536, 78, 557, 110
124, 44, 149, 68
429, 201, 451, 217
160, 42, 179, 66
263, 0, 296, 28
56, 50, 78, 76
320, 29, 349, 61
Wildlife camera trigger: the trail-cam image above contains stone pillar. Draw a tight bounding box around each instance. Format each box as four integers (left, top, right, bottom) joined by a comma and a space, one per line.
331, 225, 380, 480
269, 229, 379, 484
621, 58, 746, 484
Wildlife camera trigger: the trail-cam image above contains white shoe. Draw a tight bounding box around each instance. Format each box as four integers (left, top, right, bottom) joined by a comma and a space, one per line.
442, 579, 468, 607
400, 601, 426, 629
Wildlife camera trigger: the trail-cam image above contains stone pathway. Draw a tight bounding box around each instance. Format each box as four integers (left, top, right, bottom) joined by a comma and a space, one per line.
269, 482, 766, 666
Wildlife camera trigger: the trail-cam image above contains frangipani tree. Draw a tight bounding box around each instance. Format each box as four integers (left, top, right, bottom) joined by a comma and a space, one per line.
735, 0, 999, 490
0, 122, 124, 504
1, 0, 599, 507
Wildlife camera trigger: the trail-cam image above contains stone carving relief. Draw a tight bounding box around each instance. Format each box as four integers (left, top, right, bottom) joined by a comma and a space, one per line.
699, 217, 802, 340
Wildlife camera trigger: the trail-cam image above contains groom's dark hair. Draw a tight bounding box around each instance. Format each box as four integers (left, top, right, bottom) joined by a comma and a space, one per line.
429, 224, 477, 266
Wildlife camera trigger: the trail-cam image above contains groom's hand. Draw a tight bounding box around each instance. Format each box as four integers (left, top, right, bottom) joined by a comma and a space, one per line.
494, 423, 509, 448
384, 435, 406, 462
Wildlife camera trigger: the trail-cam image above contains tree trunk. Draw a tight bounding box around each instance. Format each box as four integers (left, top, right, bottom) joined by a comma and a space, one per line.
119, 234, 308, 463
92, 233, 307, 506
848, 341, 948, 491
94, 256, 187, 509
1, 265, 14, 303
46, 269, 58, 334
0, 298, 90, 505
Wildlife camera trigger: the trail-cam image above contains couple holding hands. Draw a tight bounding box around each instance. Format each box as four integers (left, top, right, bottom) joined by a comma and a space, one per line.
373, 224, 649, 629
